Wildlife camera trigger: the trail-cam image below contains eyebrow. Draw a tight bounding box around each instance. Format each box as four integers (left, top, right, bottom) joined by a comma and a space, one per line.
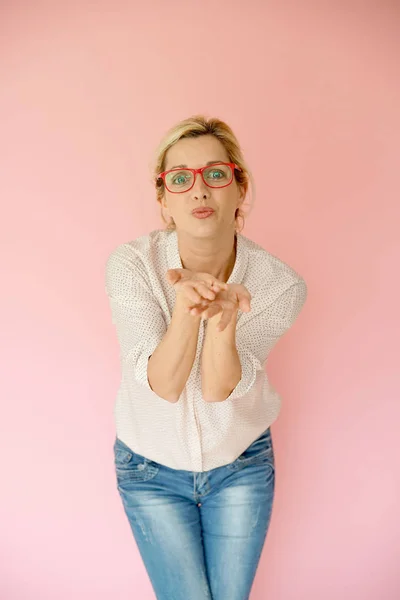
167, 160, 226, 170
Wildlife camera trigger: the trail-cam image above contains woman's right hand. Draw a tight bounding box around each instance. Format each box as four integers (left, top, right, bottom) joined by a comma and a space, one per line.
166, 268, 228, 311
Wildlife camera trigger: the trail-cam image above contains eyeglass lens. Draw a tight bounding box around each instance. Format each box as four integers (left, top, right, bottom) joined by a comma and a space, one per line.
165, 164, 233, 192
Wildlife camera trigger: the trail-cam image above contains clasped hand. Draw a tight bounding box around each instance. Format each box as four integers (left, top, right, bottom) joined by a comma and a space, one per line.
166, 268, 251, 332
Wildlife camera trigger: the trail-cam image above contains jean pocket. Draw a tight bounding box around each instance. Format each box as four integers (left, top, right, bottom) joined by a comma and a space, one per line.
114, 438, 160, 483
226, 429, 274, 471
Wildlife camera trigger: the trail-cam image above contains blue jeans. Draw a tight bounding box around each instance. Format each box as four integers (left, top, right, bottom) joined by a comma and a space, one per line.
113, 427, 275, 600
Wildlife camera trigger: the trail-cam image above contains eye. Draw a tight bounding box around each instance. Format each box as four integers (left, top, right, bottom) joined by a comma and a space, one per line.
204, 164, 232, 182
206, 168, 226, 180
170, 171, 191, 186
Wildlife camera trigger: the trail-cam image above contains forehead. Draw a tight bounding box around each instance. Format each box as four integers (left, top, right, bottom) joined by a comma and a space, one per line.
165, 135, 230, 169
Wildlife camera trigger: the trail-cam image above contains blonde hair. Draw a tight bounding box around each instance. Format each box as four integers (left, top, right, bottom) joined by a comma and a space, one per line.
152, 115, 254, 233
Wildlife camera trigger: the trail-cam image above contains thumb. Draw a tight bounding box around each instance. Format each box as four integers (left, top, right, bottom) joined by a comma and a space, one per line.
166, 269, 181, 285
238, 293, 251, 312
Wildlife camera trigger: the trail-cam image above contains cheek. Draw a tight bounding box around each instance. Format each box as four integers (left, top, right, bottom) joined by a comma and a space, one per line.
164, 191, 178, 208
215, 186, 239, 207
164, 191, 190, 215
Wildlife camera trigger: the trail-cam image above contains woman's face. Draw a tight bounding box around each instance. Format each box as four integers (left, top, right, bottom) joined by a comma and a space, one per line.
161, 135, 242, 237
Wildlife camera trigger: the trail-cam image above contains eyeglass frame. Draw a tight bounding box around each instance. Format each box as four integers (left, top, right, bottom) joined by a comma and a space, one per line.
157, 162, 242, 194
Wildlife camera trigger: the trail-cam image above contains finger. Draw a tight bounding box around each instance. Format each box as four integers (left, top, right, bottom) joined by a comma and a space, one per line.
210, 280, 228, 291
166, 269, 181, 284
196, 273, 228, 291
169, 269, 189, 286
239, 296, 251, 312
208, 298, 236, 312
208, 305, 223, 319
199, 304, 222, 319
187, 299, 223, 317
181, 282, 216, 306
195, 282, 216, 301
190, 306, 208, 316
190, 301, 231, 317
174, 268, 191, 277
188, 301, 210, 315
180, 282, 204, 304
217, 309, 235, 332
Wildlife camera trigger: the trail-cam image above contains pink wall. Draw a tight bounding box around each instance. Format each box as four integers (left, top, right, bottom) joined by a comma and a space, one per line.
1, 2, 399, 599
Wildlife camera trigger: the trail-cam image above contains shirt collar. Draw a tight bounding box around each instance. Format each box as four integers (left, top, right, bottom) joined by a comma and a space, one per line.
166, 229, 248, 285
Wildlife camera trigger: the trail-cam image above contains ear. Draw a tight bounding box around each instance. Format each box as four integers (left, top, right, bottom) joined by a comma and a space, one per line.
161, 197, 171, 223
236, 195, 244, 210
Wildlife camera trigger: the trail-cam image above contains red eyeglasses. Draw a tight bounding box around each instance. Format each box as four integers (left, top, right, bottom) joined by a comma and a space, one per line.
158, 162, 241, 194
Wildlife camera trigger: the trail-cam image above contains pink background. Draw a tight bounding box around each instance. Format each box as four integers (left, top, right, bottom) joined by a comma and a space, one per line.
1, 2, 399, 599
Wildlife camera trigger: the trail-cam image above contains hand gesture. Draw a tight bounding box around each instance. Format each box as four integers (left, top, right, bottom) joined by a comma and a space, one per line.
187, 283, 252, 331
166, 268, 228, 310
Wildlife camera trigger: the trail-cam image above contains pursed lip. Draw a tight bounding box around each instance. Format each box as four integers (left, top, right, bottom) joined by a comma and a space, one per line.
192, 207, 215, 214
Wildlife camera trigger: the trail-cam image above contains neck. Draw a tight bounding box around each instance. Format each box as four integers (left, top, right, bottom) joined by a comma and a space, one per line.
177, 230, 237, 283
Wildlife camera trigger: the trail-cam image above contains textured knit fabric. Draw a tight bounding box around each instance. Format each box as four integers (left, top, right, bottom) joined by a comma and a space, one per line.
105, 229, 307, 472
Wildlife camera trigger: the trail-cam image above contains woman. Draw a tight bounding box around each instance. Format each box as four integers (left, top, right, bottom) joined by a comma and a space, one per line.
105, 115, 307, 600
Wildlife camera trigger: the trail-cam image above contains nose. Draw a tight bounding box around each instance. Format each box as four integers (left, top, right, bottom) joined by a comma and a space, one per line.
191, 173, 210, 200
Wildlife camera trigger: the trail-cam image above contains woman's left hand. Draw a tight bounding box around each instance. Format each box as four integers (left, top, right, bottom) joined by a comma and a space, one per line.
188, 282, 252, 331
